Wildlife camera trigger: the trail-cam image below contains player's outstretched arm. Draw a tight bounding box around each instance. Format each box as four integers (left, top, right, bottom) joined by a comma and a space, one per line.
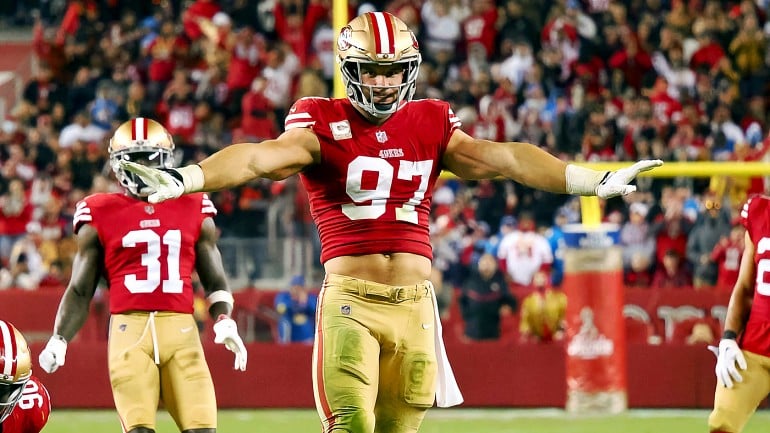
442, 129, 662, 199
40, 224, 102, 373
121, 128, 319, 203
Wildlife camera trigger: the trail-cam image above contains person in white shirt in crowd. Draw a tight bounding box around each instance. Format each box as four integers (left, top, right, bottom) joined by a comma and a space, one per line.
497, 211, 554, 287
57, 110, 106, 149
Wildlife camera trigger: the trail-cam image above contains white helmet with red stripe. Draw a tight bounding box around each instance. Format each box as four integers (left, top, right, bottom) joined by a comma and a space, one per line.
0, 320, 32, 423
109, 117, 175, 196
336, 11, 421, 118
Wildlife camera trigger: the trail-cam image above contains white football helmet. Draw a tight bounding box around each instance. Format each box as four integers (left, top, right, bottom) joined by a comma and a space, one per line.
336, 11, 421, 118
0, 320, 32, 423
109, 117, 175, 196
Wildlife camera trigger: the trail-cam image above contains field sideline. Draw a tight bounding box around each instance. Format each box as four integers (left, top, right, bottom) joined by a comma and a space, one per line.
41, 408, 770, 432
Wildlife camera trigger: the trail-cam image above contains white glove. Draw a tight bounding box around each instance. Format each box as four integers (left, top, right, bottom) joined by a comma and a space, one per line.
708, 339, 747, 389
119, 161, 186, 204
213, 316, 248, 371
38, 335, 67, 374
595, 159, 664, 199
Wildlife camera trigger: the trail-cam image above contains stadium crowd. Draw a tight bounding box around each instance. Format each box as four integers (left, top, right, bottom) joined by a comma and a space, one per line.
0, 0, 768, 342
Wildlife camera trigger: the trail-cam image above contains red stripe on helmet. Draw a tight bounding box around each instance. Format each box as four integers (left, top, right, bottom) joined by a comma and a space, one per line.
130, 119, 137, 140
367, 12, 383, 55
383, 13, 395, 55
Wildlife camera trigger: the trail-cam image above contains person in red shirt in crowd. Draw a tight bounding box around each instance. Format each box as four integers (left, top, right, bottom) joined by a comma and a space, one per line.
462, 0, 498, 60
143, 19, 189, 102
0, 320, 51, 433
711, 223, 745, 291
651, 248, 692, 289
0, 178, 34, 265
655, 217, 688, 267
690, 27, 725, 73
182, 0, 222, 42
624, 252, 653, 288
224, 26, 264, 115
240, 77, 278, 142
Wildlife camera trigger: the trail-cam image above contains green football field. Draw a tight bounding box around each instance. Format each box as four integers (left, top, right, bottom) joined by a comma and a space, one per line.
40, 408, 770, 432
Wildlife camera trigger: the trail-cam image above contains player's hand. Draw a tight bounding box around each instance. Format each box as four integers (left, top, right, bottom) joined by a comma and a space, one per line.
595, 159, 663, 199
119, 161, 185, 204
708, 339, 747, 388
38, 335, 67, 374
213, 315, 248, 371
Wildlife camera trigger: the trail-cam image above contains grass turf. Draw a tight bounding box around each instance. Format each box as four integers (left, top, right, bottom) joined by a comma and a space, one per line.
41, 408, 770, 432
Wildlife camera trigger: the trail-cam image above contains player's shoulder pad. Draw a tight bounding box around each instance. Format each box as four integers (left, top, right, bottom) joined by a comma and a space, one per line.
73, 193, 119, 233
740, 194, 770, 228
285, 97, 331, 130
410, 98, 461, 128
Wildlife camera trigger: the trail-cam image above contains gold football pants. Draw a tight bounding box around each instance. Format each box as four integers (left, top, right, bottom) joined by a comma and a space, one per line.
108, 311, 216, 431
313, 274, 438, 433
709, 350, 770, 432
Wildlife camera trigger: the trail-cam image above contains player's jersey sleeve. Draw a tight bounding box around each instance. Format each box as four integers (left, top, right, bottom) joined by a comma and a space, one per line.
741, 195, 768, 242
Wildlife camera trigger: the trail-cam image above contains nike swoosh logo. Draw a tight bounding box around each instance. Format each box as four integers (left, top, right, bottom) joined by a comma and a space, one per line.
422, 323, 433, 330
181, 326, 195, 333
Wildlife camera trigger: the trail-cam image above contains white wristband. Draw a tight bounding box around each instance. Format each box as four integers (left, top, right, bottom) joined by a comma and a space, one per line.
207, 290, 234, 308
565, 164, 608, 196
177, 164, 206, 193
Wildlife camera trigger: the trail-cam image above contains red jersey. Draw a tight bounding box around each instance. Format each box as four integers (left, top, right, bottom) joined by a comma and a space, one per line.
739, 195, 770, 355
285, 97, 461, 262
73, 193, 217, 314
2, 377, 50, 433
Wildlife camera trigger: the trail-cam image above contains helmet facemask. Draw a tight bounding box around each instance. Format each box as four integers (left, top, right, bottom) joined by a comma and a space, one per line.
0, 380, 27, 422
340, 55, 421, 118
109, 146, 174, 197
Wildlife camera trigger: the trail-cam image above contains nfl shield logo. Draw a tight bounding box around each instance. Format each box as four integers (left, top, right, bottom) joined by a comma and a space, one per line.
375, 130, 388, 143
145, 205, 155, 215
341, 305, 351, 315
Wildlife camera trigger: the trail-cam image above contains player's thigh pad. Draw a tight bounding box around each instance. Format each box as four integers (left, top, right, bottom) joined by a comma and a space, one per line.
108, 313, 161, 429
709, 351, 770, 432
157, 313, 217, 430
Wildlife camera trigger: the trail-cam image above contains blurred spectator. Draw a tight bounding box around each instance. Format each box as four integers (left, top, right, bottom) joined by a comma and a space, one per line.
710, 222, 745, 291
686, 196, 732, 288
519, 271, 566, 343
240, 77, 278, 141
651, 249, 692, 289
620, 202, 656, 268
58, 110, 105, 149
544, 208, 568, 286
0, 178, 34, 263
624, 252, 653, 288
458, 253, 517, 341
0, 221, 50, 290
497, 212, 553, 287
275, 274, 317, 344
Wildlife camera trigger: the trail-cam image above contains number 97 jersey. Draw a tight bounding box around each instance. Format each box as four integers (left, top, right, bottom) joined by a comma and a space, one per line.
286, 97, 461, 263
2, 377, 50, 433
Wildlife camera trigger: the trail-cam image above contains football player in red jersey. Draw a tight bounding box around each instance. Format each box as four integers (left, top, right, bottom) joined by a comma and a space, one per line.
121, 12, 662, 433
708, 195, 770, 433
37, 118, 247, 433
0, 320, 50, 433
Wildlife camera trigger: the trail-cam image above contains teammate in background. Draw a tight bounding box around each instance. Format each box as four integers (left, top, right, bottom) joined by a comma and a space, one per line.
0, 320, 51, 433
708, 195, 770, 433
37, 118, 247, 433
122, 12, 662, 433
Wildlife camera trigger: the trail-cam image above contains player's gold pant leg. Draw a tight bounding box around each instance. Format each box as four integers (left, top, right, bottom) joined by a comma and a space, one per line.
109, 313, 162, 431
155, 312, 217, 431
313, 274, 437, 433
709, 351, 770, 433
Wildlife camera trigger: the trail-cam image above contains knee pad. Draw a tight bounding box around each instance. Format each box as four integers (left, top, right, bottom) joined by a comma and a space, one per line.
401, 352, 437, 408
